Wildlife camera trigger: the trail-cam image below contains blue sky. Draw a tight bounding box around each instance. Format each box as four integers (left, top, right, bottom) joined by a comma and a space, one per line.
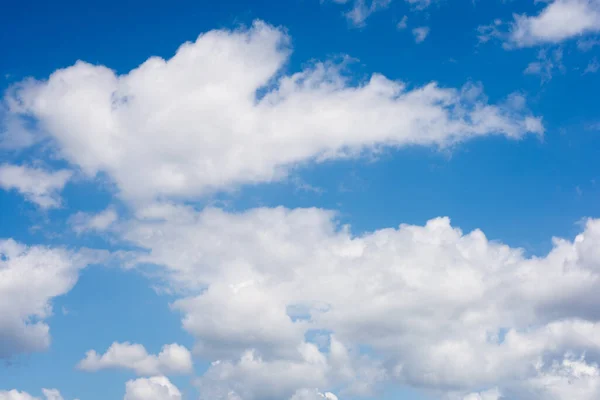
1, 1, 600, 400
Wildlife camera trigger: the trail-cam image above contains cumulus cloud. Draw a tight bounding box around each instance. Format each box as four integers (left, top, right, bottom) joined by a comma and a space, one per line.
0, 391, 38, 400
0, 389, 64, 400
480, 0, 600, 48
123, 376, 181, 400
0, 239, 103, 358
0, 164, 72, 208
195, 340, 361, 400
509, 0, 600, 47
3, 21, 542, 204
523, 354, 600, 399
112, 204, 600, 398
78, 342, 193, 376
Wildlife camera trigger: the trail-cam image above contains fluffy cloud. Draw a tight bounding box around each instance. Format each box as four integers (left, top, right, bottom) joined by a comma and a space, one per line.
510, 0, 600, 47
0, 391, 37, 400
123, 377, 181, 400
39, 391, 62, 400
78, 342, 193, 376
480, 0, 600, 48
0, 389, 63, 400
3, 21, 542, 204
523, 354, 600, 399
0, 164, 72, 208
0, 239, 103, 358
113, 204, 600, 398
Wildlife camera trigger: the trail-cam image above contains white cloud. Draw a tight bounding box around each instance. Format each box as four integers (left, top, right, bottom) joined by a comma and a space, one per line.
584, 57, 600, 73
412, 26, 430, 43
113, 204, 600, 398
0, 164, 72, 208
0, 389, 64, 400
78, 342, 193, 376
333, 0, 434, 26
507, 0, 600, 47
69, 207, 118, 234
39, 390, 62, 400
523, 48, 565, 82
343, 0, 392, 26
123, 376, 181, 400
396, 15, 408, 30
522, 354, 600, 399
4, 21, 542, 204
0, 391, 38, 400
290, 389, 338, 400
0, 239, 103, 358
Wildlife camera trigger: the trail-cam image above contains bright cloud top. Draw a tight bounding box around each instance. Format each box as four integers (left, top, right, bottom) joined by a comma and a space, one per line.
0, 240, 103, 359
78, 342, 193, 376
0, 164, 72, 208
112, 204, 600, 399
0, 389, 64, 400
4, 21, 542, 203
123, 377, 181, 400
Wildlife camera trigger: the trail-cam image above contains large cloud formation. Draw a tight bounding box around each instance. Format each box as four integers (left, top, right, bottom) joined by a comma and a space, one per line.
100, 204, 600, 399
0, 240, 103, 358
3, 21, 541, 203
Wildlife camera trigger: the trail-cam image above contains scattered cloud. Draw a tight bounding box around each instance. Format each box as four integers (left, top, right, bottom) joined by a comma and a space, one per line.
509, 0, 600, 48
330, 0, 434, 26
78, 342, 193, 376
479, 1, 600, 48
0, 239, 104, 358
69, 207, 118, 234
396, 15, 408, 30
0, 389, 64, 400
584, 57, 600, 73
343, 0, 392, 26
0, 164, 72, 208
412, 26, 430, 43
523, 48, 565, 82
4, 21, 542, 204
